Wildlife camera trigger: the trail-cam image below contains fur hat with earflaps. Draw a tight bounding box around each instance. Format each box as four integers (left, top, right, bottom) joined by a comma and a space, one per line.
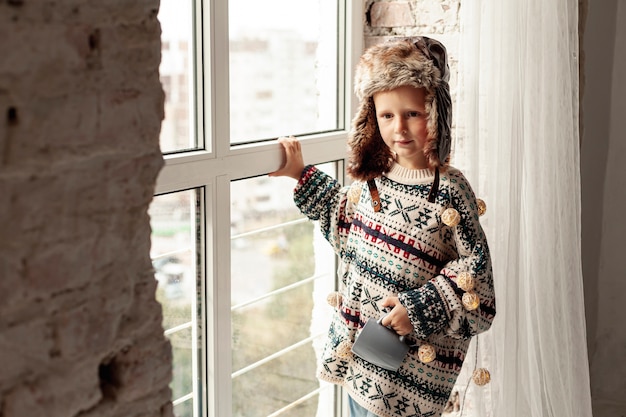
346, 37, 453, 185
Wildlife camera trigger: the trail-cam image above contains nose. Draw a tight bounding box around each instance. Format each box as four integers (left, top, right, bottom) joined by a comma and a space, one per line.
394, 118, 407, 134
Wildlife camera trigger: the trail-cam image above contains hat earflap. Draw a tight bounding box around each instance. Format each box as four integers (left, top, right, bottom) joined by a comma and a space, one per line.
434, 82, 452, 167
347, 97, 393, 181
411, 36, 453, 169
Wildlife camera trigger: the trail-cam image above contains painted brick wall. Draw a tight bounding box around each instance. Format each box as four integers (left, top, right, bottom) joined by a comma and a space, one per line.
0, 2, 172, 417
364, 0, 461, 46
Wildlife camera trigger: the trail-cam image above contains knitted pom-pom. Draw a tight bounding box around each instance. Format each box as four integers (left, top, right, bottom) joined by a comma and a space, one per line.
462, 291, 480, 311
326, 292, 342, 308
442, 208, 461, 227
418, 343, 437, 363
457, 271, 475, 292
472, 368, 491, 386
336, 340, 353, 358
477, 198, 487, 216
347, 183, 362, 204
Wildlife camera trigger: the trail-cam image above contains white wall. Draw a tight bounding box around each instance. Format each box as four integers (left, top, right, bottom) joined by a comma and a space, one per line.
0, 2, 171, 417
582, 0, 626, 415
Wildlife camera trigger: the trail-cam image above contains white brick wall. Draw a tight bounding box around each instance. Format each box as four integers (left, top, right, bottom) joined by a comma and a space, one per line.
364, 0, 461, 37
0, 1, 171, 416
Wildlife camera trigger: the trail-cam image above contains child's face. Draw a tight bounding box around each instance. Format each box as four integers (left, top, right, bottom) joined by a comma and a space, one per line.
373, 85, 430, 170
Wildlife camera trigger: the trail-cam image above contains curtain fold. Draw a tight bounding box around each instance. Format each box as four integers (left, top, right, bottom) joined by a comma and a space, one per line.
451, 0, 593, 415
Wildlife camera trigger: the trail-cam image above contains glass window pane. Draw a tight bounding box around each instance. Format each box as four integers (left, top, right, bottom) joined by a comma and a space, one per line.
170, 327, 194, 401
173, 400, 194, 417
159, 0, 197, 153
233, 281, 315, 372
231, 167, 338, 416
232, 341, 323, 417
229, 0, 340, 144
150, 190, 201, 416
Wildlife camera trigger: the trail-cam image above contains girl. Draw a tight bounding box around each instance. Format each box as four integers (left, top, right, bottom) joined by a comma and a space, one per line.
271, 37, 495, 417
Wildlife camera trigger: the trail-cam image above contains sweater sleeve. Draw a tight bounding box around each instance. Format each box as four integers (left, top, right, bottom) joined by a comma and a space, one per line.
398, 170, 496, 340
293, 165, 356, 257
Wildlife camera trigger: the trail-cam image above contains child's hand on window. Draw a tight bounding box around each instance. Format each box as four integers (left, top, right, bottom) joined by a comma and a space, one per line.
269, 136, 306, 180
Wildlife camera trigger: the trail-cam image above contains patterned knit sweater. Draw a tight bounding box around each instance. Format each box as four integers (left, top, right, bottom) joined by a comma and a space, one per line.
294, 163, 496, 417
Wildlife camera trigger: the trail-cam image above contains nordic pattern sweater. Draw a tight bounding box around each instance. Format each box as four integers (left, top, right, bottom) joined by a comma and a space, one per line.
293, 163, 496, 417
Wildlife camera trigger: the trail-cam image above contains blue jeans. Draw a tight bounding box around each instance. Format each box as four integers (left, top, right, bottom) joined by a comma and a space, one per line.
349, 396, 379, 417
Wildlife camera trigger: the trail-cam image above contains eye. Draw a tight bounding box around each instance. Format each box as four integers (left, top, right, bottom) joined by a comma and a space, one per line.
379, 113, 393, 120
408, 111, 424, 118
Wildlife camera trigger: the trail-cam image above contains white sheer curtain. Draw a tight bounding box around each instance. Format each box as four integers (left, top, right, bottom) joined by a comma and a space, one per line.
449, 0, 593, 416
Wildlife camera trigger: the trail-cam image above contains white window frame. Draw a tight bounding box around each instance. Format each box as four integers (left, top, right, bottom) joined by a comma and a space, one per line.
154, 2, 364, 417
